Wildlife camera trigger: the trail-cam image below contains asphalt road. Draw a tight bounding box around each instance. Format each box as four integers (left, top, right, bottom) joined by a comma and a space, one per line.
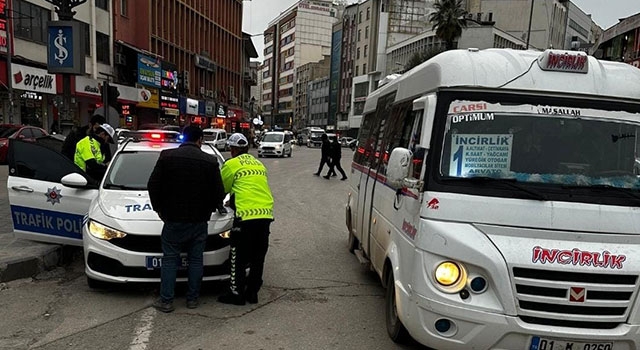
0, 146, 426, 350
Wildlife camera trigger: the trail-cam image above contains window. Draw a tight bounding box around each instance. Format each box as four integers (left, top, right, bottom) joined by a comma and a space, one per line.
74, 20, 90, 56
363, 64, 367, 73
355, 66, 359, 76
95, 0, 108, 10
359, 11, 362, 23
356, 47, 360, 59
365, 26, 369, 39
358, 29, 361, 41
364, 45, 368, 57
366, 7, 370, 20
13, 0, 50, 44
120, 0, 128, 16
96, 32, 110, 64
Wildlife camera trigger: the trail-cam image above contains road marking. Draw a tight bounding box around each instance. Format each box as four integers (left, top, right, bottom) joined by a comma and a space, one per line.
130, 308, 156, 350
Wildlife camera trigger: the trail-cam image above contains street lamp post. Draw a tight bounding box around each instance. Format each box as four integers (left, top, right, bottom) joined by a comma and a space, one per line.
526, 0, 534, 50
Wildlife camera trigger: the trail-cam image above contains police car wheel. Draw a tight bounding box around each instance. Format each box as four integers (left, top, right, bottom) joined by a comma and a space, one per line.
385, 271, 411, 344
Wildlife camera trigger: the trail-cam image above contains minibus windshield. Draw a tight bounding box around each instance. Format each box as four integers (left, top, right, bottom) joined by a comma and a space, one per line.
439, 100, 640, 190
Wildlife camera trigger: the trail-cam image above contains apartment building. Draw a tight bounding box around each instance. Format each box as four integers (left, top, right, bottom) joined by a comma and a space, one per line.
294, 57, 330, 129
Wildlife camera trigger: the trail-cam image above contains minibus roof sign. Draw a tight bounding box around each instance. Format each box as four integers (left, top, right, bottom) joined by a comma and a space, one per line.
538, 49, 589, 74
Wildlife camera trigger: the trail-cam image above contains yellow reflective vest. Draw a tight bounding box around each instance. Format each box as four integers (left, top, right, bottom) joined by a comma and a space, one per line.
221, 153, 274, 221
74, 136, 104, 171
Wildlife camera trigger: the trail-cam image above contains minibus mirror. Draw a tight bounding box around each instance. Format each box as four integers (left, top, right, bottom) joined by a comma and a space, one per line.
387, 147, 412, 189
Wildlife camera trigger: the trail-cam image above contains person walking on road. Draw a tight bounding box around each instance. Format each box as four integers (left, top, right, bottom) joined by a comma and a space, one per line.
73, 123, 115, 182
218, 133, 274, 306
323, 137, 348, 180
148, 126, 226, 313
313, 133, 331, 176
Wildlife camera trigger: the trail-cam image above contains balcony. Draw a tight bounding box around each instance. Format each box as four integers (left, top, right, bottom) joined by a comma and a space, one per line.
244, 71, 258, 85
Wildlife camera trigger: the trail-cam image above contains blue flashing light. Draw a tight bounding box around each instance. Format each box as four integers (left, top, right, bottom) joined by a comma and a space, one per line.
178, 134, 185, 141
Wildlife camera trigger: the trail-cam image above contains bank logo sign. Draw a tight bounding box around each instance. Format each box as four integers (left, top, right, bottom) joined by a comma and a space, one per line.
47, 21, 85, 74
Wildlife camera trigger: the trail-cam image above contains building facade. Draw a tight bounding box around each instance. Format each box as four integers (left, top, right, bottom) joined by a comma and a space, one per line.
308, 76, 330, 127
260, 0, 341, 130
294, 57, 330, 129
113, 0, 244, 130
596, 12, 640, 69
338, 4, 358, 133
1, 0, 113, 130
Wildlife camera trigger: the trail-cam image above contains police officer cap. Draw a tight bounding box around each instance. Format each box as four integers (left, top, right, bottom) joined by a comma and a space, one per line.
227, 133, 249, 147
97, 123, 115, 143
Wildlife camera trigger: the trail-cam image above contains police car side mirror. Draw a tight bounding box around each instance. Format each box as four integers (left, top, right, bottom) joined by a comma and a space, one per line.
387, 147, 413, 189
61, 173, 89, 188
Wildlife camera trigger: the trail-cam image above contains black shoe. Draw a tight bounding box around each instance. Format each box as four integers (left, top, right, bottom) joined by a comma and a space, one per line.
246, 292, 258, 304
186, 299, 199, 309
341, 177, 348, 181
322, 175, 330, 179
218, 293, 246, 305
153, 299, 175, 313
313, 172, 320, 176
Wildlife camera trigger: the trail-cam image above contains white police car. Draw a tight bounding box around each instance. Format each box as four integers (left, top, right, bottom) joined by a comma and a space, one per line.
7, 131, 234, 287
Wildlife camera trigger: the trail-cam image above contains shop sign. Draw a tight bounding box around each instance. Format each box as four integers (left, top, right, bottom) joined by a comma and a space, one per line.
137, 53, 161, 88
186, 98, 199, 115
216, 104, 227, 118
160, 94, 179, 109
0, 0, 7, 54
11, 63, 57, 94
195, 55, 216, 72
240, 122, 250, 129
136, 86, 159, 109
47, 21, 85, 74
205, 101, 215, 116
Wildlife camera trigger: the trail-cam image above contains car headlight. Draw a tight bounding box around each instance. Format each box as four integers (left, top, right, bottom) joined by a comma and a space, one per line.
434, 261, 467, 293
88, 220, 127, 240
219, 230, 231, 239
275, 144, 281, 149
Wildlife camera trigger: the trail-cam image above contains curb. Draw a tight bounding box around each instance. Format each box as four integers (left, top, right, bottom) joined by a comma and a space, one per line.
0, 242, 79, 283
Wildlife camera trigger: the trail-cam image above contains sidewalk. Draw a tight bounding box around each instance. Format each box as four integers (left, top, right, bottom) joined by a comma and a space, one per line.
0, 232, 67, 282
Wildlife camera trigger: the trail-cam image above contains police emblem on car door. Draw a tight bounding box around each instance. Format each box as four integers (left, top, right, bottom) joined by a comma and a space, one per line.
7, 138, 99, 246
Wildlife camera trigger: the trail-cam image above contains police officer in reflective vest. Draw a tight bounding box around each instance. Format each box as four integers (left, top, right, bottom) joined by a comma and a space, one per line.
74, 123, 115, 181
218, 133, 274, 305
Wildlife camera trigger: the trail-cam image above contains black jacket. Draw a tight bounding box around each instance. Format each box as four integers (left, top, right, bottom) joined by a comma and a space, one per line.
330, 140, 342, 160
147, 143, 225, 223
321, 139, 331, 158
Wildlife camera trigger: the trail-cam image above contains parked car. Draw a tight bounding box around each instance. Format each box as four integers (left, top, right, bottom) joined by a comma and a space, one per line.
0, 125, 48, 164
203, 128, 228, 151
7, 132, 234, 287
339, 137, 355, 147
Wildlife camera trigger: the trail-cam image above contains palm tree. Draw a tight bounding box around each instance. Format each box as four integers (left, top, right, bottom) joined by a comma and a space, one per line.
428, 0, 468, 50
404, 48, 446, 71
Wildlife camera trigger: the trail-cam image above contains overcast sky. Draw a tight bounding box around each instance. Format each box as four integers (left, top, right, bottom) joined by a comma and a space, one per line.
242, 0, 640, 63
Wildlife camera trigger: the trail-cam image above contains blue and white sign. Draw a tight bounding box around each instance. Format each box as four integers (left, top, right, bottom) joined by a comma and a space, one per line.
47, 21, 84, 74
137, 53, 162, 88
11, 205, 83, 240
449, 134, 513, 177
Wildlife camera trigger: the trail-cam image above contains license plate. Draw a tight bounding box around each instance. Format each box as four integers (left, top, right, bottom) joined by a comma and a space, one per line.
145, 256, 188, 270
530, 336, 613, 350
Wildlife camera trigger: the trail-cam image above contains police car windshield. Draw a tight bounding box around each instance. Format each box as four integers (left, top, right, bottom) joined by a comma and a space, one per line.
262, 133, 283, 143
440, 100, 640, 190
103, 151, 160, 190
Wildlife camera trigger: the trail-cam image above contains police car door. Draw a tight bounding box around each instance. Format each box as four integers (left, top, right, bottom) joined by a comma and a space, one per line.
7, 138, 99, 246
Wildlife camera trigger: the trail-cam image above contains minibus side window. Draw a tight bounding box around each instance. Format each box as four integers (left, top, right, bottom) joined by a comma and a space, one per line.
376, 101, 412, 176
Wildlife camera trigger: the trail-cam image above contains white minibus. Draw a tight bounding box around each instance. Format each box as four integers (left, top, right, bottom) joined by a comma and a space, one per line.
346, 48, 640, 349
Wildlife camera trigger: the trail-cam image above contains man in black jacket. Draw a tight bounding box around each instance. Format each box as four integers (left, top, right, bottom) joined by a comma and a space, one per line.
147, 126, 226, 312
323, 137, 347, 180
313, 133, 331, 176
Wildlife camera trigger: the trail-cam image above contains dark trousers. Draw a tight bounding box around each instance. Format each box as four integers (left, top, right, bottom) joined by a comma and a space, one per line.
326, 157, 347, 178
160, 221, 208, 303
316, 156, 330, 174
229, 219, 271, 296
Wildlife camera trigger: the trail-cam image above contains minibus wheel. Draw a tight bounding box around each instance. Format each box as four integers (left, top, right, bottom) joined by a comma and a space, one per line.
385, 271, 410, 343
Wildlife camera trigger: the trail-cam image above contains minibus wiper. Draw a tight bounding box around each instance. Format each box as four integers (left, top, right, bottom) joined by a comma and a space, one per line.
561, 184, 640, 202
442, 176, 547, 201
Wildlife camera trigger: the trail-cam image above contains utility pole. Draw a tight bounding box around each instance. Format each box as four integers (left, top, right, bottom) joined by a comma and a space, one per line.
45, 0, 88, 127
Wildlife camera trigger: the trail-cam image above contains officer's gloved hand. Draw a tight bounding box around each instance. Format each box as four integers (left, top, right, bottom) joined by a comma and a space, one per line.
217, 205, 228, 215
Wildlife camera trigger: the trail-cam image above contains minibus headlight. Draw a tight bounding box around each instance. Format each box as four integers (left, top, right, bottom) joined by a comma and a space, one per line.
88, 220, 127, 240
434, 261, 467, 293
